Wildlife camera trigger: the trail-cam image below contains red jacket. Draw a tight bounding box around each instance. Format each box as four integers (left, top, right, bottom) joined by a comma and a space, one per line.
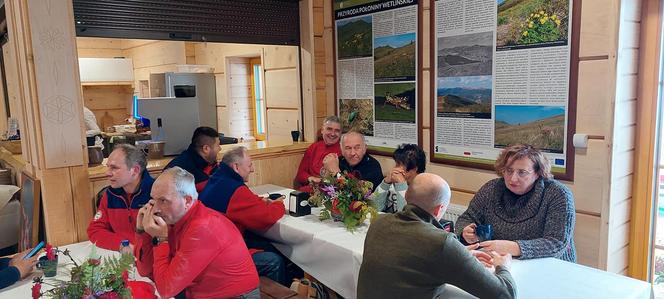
134, 201, 259, 299
200, 163, 284, 234
87, 171, 154, 250
295, 140, 341, 191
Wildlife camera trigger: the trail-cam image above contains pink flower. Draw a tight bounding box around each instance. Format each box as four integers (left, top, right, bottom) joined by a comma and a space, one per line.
88, 259, 100, 266
31, 283, 41, 299
98, 292, 121, 299
45, 244, 55, 261
122, 270, 129, 285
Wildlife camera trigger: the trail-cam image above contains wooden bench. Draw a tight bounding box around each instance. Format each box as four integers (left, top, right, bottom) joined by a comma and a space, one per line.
259, 276, 298, 299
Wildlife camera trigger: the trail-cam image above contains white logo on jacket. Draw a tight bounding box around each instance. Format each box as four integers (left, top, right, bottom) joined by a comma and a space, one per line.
93, 210, 102, 221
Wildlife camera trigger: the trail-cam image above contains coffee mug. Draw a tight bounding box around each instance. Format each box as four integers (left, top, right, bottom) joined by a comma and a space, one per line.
291, 130, 300, 142
475, 224, 493, 242
37, 255, 58, 277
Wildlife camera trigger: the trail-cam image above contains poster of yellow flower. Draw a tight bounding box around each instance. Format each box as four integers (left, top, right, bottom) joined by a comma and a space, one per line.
497, 0, 569, 49
432, 0, 575, 179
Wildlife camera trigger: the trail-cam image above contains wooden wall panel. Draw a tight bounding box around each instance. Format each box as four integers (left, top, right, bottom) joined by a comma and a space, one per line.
265, 69, 300, 109
248, 153, 304, 188
579, 0, 615, 57
576, 60, 611, 136
26, 0, 86, 168
215, 73, 228, 106
266, 109, 300, 142
264, 46, 298, 70
81, 85, 133, 128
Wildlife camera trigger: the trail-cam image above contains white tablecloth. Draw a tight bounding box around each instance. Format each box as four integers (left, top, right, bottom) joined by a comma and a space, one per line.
252, 184, 654, 299
0, 241, 156, 298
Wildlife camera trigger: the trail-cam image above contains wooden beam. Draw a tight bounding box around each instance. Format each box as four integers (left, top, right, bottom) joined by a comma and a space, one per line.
629, 0, 662, 281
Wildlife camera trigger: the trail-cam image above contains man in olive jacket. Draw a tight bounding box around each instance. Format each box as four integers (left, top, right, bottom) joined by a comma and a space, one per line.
357, 173, 517, 299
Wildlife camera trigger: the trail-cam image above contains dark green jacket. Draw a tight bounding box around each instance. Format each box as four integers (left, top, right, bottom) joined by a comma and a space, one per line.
357, 204, 517, 299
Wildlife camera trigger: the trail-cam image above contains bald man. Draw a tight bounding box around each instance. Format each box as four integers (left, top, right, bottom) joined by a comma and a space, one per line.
322, 131, 383, 191
357, 173, 517, 299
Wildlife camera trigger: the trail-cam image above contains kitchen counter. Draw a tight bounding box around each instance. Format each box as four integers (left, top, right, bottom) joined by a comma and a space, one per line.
88, 140, 311, 184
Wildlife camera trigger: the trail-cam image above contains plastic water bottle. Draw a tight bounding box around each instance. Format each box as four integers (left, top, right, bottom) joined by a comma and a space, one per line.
119, 240, 135, 279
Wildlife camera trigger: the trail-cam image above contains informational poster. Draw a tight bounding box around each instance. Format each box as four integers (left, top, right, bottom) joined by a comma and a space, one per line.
334, 0, 420, 152
432, 0, 577, 178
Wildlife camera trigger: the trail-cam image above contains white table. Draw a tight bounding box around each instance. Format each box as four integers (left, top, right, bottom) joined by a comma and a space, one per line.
0, 241, 156, 298
252, 184, 654, 299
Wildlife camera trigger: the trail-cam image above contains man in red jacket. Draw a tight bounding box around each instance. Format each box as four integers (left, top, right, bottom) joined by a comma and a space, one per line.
199, 146, 287, 285
294, 116, 341, 192
87, 144, 154, 251
135, 167, 259, 299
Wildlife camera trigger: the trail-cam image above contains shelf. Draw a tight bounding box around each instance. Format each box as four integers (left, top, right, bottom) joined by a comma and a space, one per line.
81, 81, 134, 87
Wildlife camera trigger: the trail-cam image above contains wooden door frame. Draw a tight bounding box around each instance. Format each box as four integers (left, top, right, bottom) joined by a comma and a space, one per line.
629, 0, 664, 281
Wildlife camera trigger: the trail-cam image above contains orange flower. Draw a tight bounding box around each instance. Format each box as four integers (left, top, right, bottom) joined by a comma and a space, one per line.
349, 201, 364, 212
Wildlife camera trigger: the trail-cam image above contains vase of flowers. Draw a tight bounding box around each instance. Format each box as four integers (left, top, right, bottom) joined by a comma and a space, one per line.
31, 244, 136, 299
310, 171, 378, 231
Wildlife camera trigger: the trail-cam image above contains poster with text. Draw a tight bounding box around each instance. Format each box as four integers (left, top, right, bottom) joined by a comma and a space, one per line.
432, 0, 575, 178
335, 0, 420, 153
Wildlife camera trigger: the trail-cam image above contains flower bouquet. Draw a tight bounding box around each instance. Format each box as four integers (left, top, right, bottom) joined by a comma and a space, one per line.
32, 245, 135, 299
309, 171, 378, 231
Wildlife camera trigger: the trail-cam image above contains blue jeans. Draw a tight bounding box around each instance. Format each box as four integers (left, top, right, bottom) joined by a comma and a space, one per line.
252, 251, 286, 286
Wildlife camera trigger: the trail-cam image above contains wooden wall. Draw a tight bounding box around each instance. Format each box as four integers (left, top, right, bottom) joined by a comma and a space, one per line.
227, 58, 255, 138
81, 85, 134, 129
120, 40, 186, 95
193, 43, 301, 142
314, 0, 641, 272
76, 38, 123, 58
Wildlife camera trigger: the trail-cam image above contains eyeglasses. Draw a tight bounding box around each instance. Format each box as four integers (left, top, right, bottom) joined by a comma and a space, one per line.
503, 168, 533, 178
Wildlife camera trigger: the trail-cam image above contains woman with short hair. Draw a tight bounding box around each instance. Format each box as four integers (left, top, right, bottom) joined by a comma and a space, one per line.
455, 144, 577, 262
372, 144, 426, 213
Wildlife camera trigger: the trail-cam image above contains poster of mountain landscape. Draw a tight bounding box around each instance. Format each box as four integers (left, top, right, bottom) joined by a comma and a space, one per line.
374, 82, 416, 123
494, 105, 565, 152
496, 0, 569, 49
438, 31, 493, 77
374, 33, 416, 81
340, 98, 374, 136
437, 75, 492, 118
337, 16, 373, 59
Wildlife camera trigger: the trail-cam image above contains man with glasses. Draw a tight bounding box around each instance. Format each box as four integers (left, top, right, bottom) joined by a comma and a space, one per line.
321, 131, 383, 191
455, 144, 577, 262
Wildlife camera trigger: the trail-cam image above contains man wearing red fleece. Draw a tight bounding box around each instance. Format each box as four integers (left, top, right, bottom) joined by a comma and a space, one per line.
199, 146, 287, 285
294, 116, 342, 192
87, 144, 154, 251
135, 167, 259, 299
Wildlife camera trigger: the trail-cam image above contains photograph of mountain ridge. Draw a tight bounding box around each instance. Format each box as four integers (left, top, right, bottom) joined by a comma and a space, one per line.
337, 16, 373, 59
374, 32, 416, 81
438, 31, 493, 77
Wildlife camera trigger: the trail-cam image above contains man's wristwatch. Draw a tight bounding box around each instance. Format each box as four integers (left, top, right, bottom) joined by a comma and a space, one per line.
151, 236, 168, 246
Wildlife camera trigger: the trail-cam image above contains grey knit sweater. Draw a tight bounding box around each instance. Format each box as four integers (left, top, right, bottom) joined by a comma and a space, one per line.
455, 177, 577, 262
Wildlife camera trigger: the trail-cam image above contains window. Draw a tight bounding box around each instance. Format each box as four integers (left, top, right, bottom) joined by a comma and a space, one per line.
251, 59, 266, 140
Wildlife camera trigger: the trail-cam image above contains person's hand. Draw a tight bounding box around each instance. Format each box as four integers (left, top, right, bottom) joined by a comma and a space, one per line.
490, 251, 512, 270
9, 250, 38, 279
390, 167, 406, 184
322, 153, 340, 174
136, 200, 154, 231
465, 243, 492, 267
144, 214, 168, 239
462, 223, 479, 244
478, 240, 521, 257
307, 176, 321, 184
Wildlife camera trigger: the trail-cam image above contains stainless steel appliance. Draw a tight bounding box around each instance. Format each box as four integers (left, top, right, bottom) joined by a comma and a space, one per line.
149, 72, 217, 128
137, 97, 200, 155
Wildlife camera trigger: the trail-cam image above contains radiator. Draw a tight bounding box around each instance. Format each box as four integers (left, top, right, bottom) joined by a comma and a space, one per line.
442, 203, 467, 224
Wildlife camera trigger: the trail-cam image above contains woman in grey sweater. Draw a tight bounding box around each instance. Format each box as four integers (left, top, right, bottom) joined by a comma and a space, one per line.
455, 144, 577, 262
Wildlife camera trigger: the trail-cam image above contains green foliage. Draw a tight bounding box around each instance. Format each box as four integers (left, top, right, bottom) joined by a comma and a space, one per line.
36, 245, 134, 299
518, 10, 562, 44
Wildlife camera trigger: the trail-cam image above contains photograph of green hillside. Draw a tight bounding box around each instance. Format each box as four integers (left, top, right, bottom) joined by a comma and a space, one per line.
340, 99, 374, 136
374, 33, 416, 81
438, 31, 493, 77
496, 0, 569, 49
437, 76, 492, 119
334, 0, 378, 10
337, 16, 373, 59
494, 105, 565, 153
374, 83, 416, 123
